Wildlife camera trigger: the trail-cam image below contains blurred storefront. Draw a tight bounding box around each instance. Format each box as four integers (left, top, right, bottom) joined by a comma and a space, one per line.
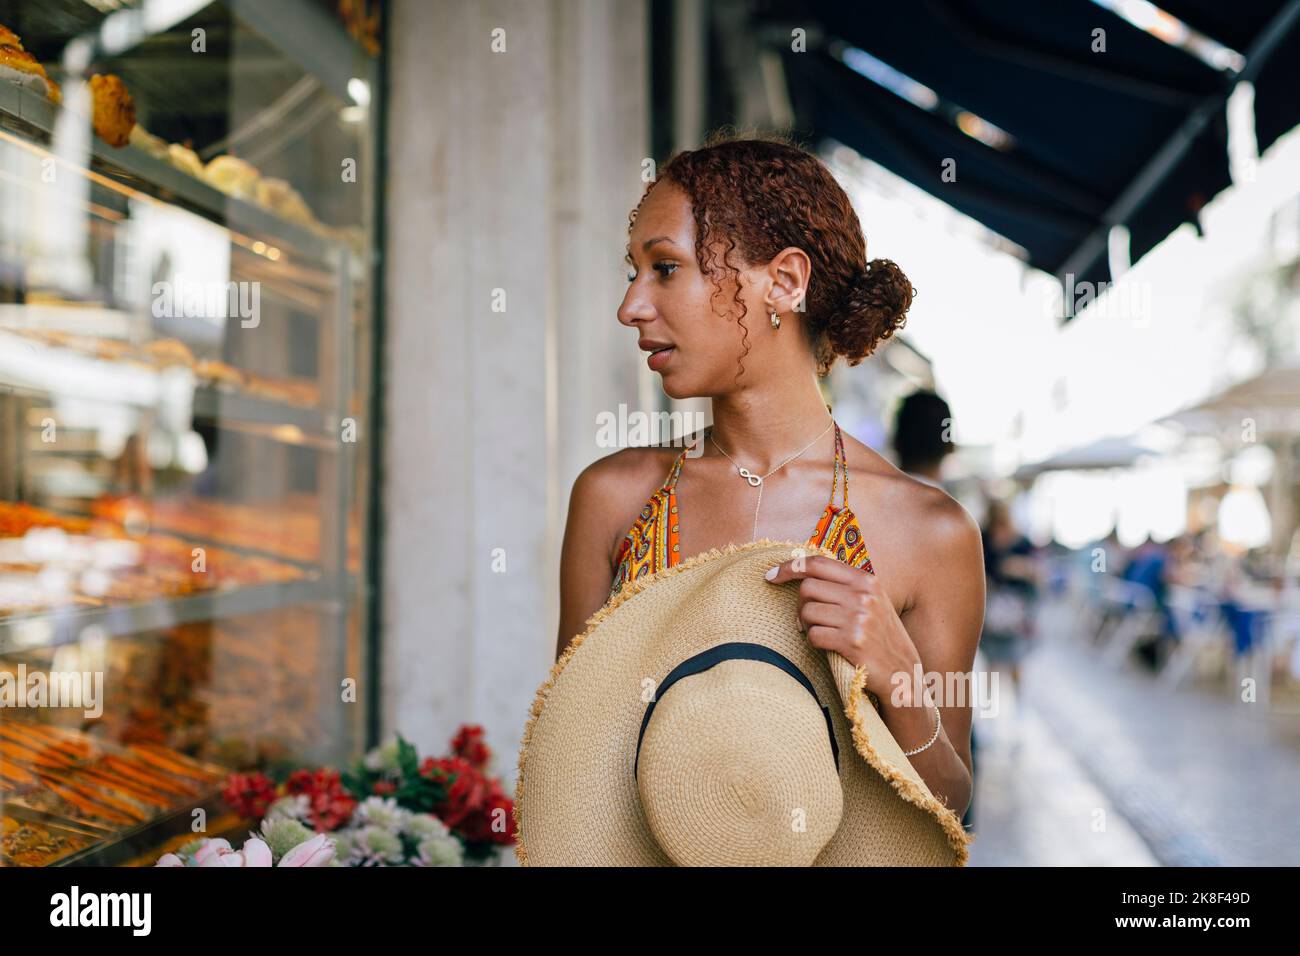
0, 0, 381, 864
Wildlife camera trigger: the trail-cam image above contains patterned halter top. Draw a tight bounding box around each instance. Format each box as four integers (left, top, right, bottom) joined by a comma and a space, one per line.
610, 420, 874, 598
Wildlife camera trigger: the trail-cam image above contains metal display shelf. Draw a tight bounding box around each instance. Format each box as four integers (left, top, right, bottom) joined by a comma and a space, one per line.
0, 367, 332, 443
0, 577, 340, 652
223, 0, 379, 103
0, 82, 342, 263
192, 384, 329, 435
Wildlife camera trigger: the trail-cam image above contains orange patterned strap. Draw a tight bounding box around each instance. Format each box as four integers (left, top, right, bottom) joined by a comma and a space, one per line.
828, 423, 848, 511
663, 441, 694, 492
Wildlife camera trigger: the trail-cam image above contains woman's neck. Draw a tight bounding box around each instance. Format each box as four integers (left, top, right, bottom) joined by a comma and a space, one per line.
705, 383, 835, 475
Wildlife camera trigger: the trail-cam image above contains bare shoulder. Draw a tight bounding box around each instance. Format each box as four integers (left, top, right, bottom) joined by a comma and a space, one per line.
839, 432, 984, 600
557, 441, 689, 659
572, 442, 683, 500
570, 443, 685, 561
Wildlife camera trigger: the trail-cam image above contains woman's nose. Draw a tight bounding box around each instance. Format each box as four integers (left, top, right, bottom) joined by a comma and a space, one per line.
617, 285, 655, 327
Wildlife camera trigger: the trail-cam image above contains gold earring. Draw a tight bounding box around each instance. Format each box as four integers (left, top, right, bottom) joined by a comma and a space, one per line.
770, 310, 780, 330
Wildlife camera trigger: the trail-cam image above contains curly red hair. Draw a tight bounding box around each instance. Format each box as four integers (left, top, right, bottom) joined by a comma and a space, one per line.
629, 130, 914, 380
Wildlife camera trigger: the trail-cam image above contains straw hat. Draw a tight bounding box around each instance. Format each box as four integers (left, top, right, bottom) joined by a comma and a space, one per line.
514, 539, 972, 866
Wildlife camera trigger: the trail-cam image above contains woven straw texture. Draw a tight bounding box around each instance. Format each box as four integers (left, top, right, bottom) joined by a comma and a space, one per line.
515, 539, 972, 866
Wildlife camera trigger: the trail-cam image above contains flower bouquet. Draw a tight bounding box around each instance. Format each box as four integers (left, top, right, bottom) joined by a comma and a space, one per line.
341, 725, 516, 865
192, 724, 515, 867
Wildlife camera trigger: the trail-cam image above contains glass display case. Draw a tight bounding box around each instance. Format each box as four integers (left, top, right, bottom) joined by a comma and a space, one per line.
0, 0, 381, 864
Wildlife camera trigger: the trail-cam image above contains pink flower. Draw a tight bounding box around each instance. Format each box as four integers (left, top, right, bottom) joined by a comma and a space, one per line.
210, 852, 248, 867
278, 832, 335, 867
192, 838, 233, 866
241, 838, 273, 867
155, 853, 185, 867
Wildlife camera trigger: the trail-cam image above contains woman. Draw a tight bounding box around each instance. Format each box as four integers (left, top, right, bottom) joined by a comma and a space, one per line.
556, 134, 985, 820
979, 498, 1039, 691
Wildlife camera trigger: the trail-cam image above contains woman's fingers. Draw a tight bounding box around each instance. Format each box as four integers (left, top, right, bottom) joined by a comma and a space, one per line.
798, 599, 840, 628
764, 553, 858, 586
795, 576, 841, 609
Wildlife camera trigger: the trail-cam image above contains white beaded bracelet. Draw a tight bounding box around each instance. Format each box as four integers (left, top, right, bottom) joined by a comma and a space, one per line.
902, 698, 942, 757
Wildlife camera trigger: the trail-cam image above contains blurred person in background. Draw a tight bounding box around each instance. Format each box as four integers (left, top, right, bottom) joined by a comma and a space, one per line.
1119, 534, 1183, 670
980, 498, 1039, 721
891, 389, 955, 492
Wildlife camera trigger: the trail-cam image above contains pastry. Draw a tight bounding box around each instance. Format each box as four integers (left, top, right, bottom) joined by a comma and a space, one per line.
0, 40, 59, 104
204, 154, 260, 200
1, 815, 94, 867
194, 358, 247, 388
143, 337, 194, 367
256, 177, 316, 227
167, 142, 204, 179
129, 123, 170, 161
88, 73, 135, 148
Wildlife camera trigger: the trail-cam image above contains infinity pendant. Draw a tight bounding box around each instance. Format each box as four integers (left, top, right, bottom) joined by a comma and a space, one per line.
737, 467, 762, 487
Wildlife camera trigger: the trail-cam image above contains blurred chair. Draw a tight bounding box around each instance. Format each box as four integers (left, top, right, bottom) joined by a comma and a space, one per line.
1099, 577, 1167, 668
1065, 559, 1111, 646
1159, 586, 1228, 689
1219, 600, 1277, 712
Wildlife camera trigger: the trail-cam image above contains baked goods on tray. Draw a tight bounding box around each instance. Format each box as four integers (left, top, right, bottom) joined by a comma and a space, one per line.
1, 814, 95, 867
88, 73, 135, 148
3, 328, 321, 408
93, 492, 361, 569
0, 500, 310, 619
0, 721, 224, 864
0, 23, 60, 104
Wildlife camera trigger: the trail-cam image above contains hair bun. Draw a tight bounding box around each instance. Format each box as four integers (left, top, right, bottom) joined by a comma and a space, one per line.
825, 258, 915, 366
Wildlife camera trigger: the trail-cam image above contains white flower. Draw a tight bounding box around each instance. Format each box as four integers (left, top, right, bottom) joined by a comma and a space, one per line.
414, 832, 464, 867
363, 738, 401, 774
406, 812, 452, 840
348, 825, 404, 866
353, 795, 408, 832
263, 794, 311, 823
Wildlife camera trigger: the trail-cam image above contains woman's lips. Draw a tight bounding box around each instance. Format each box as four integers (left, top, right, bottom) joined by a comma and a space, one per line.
647, 346, 675, 371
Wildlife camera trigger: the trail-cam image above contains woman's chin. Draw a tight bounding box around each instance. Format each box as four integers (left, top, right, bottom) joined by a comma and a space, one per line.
661, 375, 694, 400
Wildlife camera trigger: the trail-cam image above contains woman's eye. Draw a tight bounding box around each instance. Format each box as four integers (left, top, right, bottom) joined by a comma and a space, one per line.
627, 262, 677, 283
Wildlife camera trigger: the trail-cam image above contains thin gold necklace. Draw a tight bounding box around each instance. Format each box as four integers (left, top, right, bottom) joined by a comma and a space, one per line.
709, 416, 835, 542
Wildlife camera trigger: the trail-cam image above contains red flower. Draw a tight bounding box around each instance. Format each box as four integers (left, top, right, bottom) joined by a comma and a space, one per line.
419, 755, 466, 786
285, 768, 356, 832
442, 762, 489, 826
451, 724, 492, 769
372, 779, 397, 796
221, 772, 277, 821
471, 789, 516, 845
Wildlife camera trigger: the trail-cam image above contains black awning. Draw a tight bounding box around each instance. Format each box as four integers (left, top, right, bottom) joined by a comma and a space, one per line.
754, 0, 1300, 310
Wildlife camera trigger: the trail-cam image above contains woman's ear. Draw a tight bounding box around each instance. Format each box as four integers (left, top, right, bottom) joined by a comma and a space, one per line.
766, 246, 811, 315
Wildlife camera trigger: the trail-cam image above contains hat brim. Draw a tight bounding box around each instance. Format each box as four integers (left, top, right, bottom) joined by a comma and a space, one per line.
514, 539, 973, 866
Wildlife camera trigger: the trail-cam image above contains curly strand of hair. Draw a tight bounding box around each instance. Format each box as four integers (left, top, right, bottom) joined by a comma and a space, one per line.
686, 186, 753, 389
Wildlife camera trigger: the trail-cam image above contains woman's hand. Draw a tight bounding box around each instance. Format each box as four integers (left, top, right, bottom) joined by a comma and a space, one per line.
765, 553, 922, 702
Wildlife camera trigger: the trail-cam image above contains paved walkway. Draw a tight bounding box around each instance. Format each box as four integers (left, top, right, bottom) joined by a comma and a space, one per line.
965, 654, 1156, 866
966, 593, 1300, 866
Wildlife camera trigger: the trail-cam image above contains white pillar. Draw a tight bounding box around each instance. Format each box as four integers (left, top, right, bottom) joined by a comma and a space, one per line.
666, 0, 712, 435
383, 0, 649, 807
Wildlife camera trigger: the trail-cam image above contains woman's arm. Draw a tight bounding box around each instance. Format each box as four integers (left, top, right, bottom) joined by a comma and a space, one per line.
882, 498, 986, 816
556, 460, 624, 662
766, 492, 985, 817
